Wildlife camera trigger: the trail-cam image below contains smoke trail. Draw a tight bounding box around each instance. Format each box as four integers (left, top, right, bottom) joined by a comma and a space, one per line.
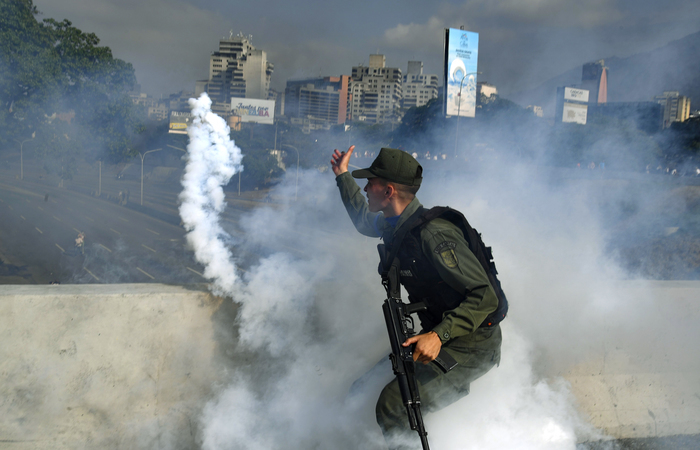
179, 93, 242, 296
178, 95, 382, 448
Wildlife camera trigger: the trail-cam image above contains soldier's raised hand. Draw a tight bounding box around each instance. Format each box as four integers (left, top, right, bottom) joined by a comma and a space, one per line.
331, 145, 355, 176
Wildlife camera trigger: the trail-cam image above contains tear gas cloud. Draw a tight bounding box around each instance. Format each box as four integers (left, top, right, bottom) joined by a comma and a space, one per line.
181, 94, 697, 449
180, 93, 242, 297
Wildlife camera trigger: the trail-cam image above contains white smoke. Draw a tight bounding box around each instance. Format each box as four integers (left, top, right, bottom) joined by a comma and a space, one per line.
179, 95, 623, 449
180, 93, 242, 296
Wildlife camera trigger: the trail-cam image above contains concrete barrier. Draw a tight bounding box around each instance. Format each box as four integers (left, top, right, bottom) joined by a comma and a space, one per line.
1, 281, 699, 448
0, 284, 236, 450
559, 281, 700, 439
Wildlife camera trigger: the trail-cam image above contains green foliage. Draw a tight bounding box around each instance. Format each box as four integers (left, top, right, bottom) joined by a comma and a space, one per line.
239, 147, 284, 190
656, 119, 700, 164
34, 120, 82, 180
0, 0, 144, 165
393, 98, 447, 153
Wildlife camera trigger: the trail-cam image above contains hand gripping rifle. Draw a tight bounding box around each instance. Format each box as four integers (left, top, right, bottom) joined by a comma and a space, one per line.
379, 244, 458, 450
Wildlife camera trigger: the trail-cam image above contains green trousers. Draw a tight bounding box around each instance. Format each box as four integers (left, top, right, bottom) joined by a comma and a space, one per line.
375, 324, 502, 450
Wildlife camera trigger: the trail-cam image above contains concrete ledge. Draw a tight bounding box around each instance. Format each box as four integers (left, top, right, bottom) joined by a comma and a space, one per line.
569, 372, 700, 438
0, 284, 233, 450
1, 281, 699, 447
560, 280, 700, 440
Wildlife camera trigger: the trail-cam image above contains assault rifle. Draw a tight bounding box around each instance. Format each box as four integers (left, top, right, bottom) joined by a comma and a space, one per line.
380, 245, 458, 450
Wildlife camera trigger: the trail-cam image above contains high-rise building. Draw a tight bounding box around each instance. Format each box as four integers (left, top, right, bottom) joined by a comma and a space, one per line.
402, 61, 438, 109
653, 91, 691, 128
477, 82, 498, 100
201, 32, 274, 111
581, 60, 608, 104
350, 55, 403, 124
284, 76, 350, 129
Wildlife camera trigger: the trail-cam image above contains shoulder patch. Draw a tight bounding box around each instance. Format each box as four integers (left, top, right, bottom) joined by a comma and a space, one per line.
434, 241, 459, 268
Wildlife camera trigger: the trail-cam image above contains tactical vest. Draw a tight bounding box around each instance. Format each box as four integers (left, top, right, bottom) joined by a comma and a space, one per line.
382, 206, 508, 332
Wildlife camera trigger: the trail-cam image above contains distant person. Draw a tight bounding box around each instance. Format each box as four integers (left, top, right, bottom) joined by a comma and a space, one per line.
124, 189, 130, 205
75, 232, 85, 255
118, 191, 124, 205
44, 193, 49, 202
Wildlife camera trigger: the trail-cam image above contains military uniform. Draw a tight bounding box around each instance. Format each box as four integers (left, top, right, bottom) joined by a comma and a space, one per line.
336, 169, 502, 447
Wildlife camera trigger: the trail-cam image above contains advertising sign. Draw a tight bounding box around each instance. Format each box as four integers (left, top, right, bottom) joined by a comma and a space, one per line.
231, 98, 275, 125
562, 102, 588, 125
564, 87, 590, 103
444, 28, 479, 118
168, 111, 193, 134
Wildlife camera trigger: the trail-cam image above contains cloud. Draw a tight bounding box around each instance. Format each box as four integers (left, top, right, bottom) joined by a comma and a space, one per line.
32, 0, 700, 101
382, 17, 447, 53
34, 0, 228, 94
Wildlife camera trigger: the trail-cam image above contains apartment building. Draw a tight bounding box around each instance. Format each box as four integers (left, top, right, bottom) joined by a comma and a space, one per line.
200, 32, 274, 110
654, 91, 691, 128
402, 61, 438, 109
284, 76, 350, 129
350, 54, 403, 124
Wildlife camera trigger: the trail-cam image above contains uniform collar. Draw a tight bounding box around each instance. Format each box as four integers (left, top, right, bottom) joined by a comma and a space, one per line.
392, 197, 423, 235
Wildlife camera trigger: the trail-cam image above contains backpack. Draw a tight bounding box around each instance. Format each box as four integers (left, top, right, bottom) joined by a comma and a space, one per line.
383, 206, 509, 327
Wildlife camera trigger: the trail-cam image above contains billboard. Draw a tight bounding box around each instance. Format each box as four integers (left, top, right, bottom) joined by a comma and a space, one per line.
168, 111, 193, 134
444, 28, 479, 118
564, 87, 590, 103
562, 102, 588, 125
231, 98, 275, 125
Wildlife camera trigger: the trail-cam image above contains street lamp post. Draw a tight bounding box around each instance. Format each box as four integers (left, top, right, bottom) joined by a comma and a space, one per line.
453, 72, 481, 158
139, 148, 162, 205
166, 144, 186, 154
15, 132, 35, 180
281, 144, 299, 201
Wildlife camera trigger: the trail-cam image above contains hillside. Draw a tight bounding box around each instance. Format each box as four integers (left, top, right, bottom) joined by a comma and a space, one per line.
510, 30, 700, 117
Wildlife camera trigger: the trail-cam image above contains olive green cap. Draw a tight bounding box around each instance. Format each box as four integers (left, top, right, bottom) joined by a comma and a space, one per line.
351, 148, 423, 186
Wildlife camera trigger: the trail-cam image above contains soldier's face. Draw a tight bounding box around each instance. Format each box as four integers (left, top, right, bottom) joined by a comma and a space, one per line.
364, 178, 389, 213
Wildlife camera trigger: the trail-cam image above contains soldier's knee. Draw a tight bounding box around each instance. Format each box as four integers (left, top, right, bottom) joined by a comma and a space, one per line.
376, 382, 405, 430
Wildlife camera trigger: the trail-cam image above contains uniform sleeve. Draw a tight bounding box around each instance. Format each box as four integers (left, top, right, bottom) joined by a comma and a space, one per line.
421, 221, 499, 342
335, 172, 387, 238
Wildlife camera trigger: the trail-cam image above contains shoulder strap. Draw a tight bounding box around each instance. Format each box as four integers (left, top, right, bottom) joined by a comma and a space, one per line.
379, 207, 426, 278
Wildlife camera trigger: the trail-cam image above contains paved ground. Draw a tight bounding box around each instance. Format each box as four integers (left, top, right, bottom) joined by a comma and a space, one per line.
579, 434, 700, 449
0, 158, 282, 284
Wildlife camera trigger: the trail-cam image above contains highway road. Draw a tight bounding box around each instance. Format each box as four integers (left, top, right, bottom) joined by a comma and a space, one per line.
0, 178, 213, 284
0, 153, 322, 285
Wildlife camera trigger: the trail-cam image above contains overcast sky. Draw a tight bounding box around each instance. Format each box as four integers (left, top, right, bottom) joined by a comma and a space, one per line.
33, 0, 700, 100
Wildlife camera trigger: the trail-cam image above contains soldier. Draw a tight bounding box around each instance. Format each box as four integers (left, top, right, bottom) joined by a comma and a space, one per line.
331, 146, 504, 449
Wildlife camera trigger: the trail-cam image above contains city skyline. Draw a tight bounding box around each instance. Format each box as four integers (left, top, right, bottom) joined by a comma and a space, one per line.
32, 0, 700, 99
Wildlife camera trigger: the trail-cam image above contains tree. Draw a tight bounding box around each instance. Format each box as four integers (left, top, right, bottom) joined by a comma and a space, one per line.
0, 0, 144, 164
